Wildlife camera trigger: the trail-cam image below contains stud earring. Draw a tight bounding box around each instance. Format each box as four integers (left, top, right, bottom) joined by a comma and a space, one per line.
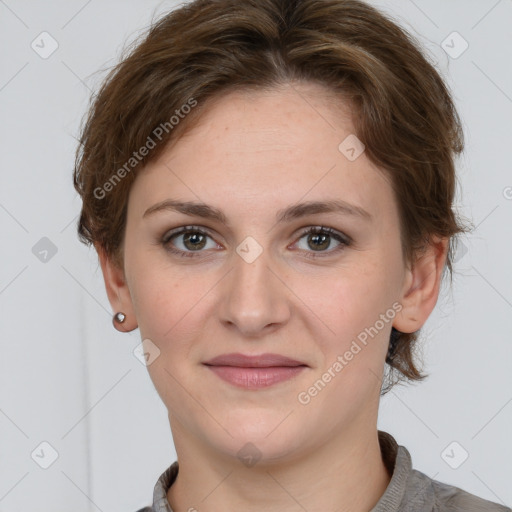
113, 312, 126, 327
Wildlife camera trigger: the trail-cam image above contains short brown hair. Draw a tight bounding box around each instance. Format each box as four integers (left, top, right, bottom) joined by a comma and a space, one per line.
73, 0, 472, 391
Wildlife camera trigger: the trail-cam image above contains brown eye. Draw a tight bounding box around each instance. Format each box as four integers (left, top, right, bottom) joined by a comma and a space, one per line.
294, 226, 351, 259
162, 226, 219, 258
181, 231, 207, 251
306, 232, 331, 251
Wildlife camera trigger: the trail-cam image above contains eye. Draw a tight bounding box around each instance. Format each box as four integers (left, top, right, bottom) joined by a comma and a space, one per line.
160, 225, 351, 259
293, 226, 351, 259
161, 226, 220, 258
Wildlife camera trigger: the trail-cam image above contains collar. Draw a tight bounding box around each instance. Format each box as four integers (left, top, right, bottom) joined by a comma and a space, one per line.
371, 431, 412, 511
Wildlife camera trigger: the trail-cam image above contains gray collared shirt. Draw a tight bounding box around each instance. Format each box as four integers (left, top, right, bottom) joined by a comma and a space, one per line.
136, 430, 511, 511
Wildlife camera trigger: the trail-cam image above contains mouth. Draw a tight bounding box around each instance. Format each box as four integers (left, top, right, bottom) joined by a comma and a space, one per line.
202, 353, 308, 389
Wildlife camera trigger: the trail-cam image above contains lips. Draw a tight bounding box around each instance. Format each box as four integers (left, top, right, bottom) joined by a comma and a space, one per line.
203, 353, 308, 389
203, 352, 307, 368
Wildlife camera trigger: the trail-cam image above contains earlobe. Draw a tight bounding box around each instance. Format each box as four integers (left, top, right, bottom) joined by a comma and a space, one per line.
393, 236, 449, 334
95, 244, 138, 332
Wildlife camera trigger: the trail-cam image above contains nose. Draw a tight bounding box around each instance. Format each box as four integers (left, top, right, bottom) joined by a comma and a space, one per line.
218, 243, 291, 337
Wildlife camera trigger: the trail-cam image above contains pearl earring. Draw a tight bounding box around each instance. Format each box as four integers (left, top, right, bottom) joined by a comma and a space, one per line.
113, 312, 126, 327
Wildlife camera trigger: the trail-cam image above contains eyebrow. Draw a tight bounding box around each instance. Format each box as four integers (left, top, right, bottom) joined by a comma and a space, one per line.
143, 198, 373, 224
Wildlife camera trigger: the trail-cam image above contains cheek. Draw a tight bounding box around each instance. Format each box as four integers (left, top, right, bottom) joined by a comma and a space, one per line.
297, 269, 393, 406
128, 257, 226, 373
134, 272, 201, 344
125, 244, 188, 339
295, 263, 398, 396
295, 262, 392, 339
131, 266, 210, 407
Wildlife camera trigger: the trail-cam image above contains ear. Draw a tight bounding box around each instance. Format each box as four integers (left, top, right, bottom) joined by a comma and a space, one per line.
393, 235, 449, 334
95, 244, 138, 333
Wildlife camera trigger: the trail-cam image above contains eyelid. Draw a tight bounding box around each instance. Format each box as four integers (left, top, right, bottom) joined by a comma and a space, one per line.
296, 225, 352, 245
161, 224, 216, 243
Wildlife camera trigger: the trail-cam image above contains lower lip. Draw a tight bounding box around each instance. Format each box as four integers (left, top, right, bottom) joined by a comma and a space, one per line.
205, 365, 306, 389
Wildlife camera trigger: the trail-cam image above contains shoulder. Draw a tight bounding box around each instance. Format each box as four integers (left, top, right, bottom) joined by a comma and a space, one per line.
409, 469, 511, 512
378, 432, 510, 512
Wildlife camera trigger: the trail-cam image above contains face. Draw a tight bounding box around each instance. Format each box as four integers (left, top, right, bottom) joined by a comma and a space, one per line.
117, 82, 415, 462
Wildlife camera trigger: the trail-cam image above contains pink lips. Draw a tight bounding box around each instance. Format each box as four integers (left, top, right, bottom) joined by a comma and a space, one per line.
203, 353, 307, 389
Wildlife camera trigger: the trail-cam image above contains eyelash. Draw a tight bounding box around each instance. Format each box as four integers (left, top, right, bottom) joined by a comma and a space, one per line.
160, 225, 351, 260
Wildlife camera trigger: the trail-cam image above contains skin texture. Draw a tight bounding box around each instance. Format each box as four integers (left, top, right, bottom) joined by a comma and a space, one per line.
97, 81, 448, 512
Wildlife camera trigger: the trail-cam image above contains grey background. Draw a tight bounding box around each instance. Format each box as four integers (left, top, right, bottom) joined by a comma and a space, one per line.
0, 0, 511, 510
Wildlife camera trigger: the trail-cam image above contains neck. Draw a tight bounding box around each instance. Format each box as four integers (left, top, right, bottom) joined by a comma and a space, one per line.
166, 421, 391, 512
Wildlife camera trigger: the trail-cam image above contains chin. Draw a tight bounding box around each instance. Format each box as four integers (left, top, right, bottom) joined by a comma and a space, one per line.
212, 410, 306, 460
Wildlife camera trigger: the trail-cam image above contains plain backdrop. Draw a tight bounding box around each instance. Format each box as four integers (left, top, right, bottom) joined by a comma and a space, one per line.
0, 0, 511, 511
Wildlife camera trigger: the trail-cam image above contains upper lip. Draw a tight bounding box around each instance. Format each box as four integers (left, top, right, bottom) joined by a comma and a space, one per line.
203, 353, 307, 367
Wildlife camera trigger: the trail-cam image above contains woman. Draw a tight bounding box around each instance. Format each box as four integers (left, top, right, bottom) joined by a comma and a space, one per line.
73, 0, 510, 510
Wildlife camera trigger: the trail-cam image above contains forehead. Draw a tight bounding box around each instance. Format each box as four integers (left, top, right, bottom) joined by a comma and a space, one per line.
128, 83, 395, 225
179, 82, 355, 154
